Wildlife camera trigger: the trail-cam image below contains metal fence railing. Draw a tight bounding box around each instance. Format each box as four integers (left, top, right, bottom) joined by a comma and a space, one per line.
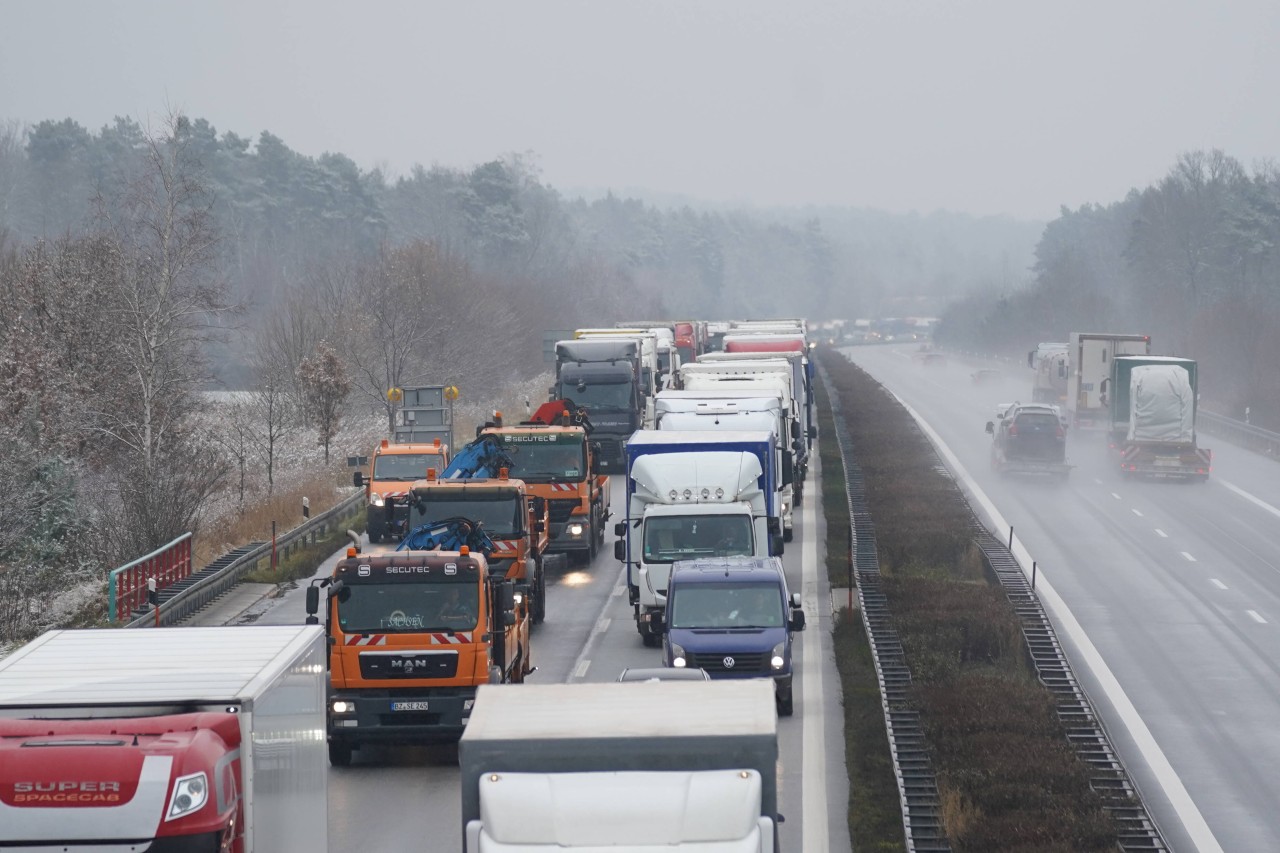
108, 534, 193, 622
1199, 410, 1280, 458
123, 489, 364, 629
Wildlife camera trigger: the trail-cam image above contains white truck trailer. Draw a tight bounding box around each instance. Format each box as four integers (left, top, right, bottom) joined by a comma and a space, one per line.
460, 680, 781, 853
1066, 332, 1151, 427
0, 625, 327, 853
656, 396, 796, 540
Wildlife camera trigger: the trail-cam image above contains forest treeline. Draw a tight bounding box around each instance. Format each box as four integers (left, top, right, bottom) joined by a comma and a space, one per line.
936, 150, 1280, 426
0, 112, 1033, 641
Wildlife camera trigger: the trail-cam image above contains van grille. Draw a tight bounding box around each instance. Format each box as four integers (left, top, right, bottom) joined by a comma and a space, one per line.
687, 651, 767, 675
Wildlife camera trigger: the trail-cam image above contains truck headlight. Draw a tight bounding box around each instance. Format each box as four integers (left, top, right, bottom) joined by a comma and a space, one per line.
670, 643, 687, 668
513, 592, 524, 605
771, 642, 787, 671
369, 492, 385, 507
568, 523, 584, 537
165, 772, 208, 821
332, 700, 354, 714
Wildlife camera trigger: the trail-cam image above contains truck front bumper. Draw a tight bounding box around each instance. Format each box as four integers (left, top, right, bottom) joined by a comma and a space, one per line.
546, 520, 591, 553
328, 688, 477, 745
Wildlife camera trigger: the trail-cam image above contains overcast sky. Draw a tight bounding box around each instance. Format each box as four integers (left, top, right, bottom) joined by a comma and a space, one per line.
3, 1, 1278, 220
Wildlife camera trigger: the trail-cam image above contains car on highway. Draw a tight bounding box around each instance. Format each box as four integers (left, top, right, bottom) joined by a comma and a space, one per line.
985, 402, 1071, 478
971, 368, 1002, 385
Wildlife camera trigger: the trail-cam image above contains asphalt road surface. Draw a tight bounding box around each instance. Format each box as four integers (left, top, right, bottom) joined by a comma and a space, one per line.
843, 343, 1280, 853
217, 454, 852, 852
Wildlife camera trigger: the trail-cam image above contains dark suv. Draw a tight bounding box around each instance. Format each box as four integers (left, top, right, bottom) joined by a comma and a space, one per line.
985, 403, 1070, 478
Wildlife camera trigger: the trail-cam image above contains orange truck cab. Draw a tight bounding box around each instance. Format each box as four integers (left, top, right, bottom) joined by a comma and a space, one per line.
479, 415, 611, 565
406, 471, 553, 624
306, 547, 531, 767
352, 438, 449, 543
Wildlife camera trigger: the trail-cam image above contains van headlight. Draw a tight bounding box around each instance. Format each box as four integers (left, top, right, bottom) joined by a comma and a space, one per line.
771, 642, 787, 671
670, 642, 687, 668
369, 492, 385, 507
165, 772, 208, 821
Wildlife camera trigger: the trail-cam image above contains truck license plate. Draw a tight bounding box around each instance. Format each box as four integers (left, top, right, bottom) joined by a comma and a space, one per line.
391, 701, 430, 711
1154, 458, 1180, 467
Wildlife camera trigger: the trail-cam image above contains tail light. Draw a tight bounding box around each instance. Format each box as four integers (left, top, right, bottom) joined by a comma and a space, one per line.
1008, 425, 1018, 436
1055, 426, 1064, 438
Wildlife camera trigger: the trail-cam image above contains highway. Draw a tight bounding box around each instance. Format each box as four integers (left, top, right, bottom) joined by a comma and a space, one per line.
842, 343, 1280, 853
215, 462, 852, 852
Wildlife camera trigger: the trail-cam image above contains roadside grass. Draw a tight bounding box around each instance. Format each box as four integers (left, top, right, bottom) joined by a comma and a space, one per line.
818, 350, 1118, 852
815, 374, 905, 851
240, 498, 365, 586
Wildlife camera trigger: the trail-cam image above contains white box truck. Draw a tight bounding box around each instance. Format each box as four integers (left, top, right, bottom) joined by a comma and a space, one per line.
1066, 332, 1151, 426
460, 680, 780, 852
0, 626, 327, 853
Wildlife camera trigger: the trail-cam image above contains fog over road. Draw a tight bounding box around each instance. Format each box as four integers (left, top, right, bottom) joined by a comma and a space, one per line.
843, 344, 1280, 853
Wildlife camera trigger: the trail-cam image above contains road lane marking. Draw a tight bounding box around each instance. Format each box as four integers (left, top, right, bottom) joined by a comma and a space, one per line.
1210, 579, 1228, 590
1112, 492, 1122, 500
612, 585, 625, 597
898, 396, 1225, 853
1133, 509, 1144, 517
565, 564, 627, 684
1181, 552, 1197, 562
1155, 529, 1168, 538
1247, 611, 1267, 624
595, 617, 611, 634
1220, 480, 1280, 521
801, 460, 829, 853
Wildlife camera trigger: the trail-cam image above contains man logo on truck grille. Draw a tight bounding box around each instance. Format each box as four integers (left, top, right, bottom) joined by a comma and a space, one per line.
723, 656, 736, 669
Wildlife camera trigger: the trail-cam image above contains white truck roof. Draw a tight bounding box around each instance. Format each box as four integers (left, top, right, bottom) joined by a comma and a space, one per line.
0, 626, 324, 707
631, 452, 764, 504
628, 429, 774, 448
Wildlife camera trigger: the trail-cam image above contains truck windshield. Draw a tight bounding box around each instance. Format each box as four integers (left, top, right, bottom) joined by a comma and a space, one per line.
643, 515, 754, 564
498, 435, 585, 481
559, 380, 632, 411
669, 582, 784, 630
373, 453, 444, 481
336, 582, 479, 633
409, 493, 521, 537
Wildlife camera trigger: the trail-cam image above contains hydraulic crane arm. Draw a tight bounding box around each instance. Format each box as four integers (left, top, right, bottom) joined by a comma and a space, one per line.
396, 516, 496, 554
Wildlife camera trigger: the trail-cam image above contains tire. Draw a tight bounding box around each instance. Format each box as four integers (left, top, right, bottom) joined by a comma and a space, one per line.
640, 619, 661, 648
328, 740, 353, 767
783, 527, 794, 543
776, 685, 794, 717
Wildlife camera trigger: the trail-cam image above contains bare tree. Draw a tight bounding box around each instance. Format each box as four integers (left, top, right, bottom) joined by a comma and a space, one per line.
247, 355, 299, 495
298, 340, 351, 463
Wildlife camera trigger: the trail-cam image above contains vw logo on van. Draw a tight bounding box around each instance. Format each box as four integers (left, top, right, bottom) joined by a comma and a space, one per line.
723, 656, 736, 669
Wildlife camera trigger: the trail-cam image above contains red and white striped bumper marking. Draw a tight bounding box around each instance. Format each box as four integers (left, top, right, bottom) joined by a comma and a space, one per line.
430, 632, 472, 644
492, 540, 520, 553
549, 483, 576, 492
345, 634, 388, 646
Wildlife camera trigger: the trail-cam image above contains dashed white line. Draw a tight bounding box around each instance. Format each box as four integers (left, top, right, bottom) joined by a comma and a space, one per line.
1112, 492, 1122, 500
1132, 509, 1144, 517
1247, 611, 1268, 624
1220, 480, 1280, 521
1181, 552, 1197, 562
611, 585, 625, 597
1210, 579, 1228, 590
573, 659, 590, 678
1094, 477, 1104, 485
900, 397, 1225, 853
1155, 529, 1168, 538
595, 617, 611, 634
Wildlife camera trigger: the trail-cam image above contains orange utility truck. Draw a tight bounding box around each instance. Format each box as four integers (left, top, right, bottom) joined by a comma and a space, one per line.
352, 438, 450, 543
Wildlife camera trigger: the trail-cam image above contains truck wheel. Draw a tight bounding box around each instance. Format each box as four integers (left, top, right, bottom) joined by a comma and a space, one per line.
587, 512, 600, 562
328, 741, 353, 767
783, 527, 794, 543
776, 686, 794, 717
640, 625, 661, 648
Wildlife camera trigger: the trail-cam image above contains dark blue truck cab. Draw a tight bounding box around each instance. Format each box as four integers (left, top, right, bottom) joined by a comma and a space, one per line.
659, 556, 805, 716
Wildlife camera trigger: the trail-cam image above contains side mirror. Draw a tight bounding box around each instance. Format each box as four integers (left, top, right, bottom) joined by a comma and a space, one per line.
614, 539, 626, 562
614, 522, 626, 538
808, 425, 818, 440
771, 534, 784, 556
548, 387, 556, 397
789, 610, 806, 632
504, 610, 517, 627
305, 585, 320, 620
985, 421, 995, 434
653, 615, 667, 634
790, 421, 801, 440
534, 520, 546, 534
352, 471, 364, 488
780, 451, 794, 487
499, 581, 515, 612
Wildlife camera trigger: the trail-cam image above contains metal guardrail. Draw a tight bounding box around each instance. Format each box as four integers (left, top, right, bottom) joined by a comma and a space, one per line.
820, 361, 1168, 851
108, 533, 192, 622
1198, 410, 1280, 458
820, 365, 950, 853
124, 489, 364, 628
